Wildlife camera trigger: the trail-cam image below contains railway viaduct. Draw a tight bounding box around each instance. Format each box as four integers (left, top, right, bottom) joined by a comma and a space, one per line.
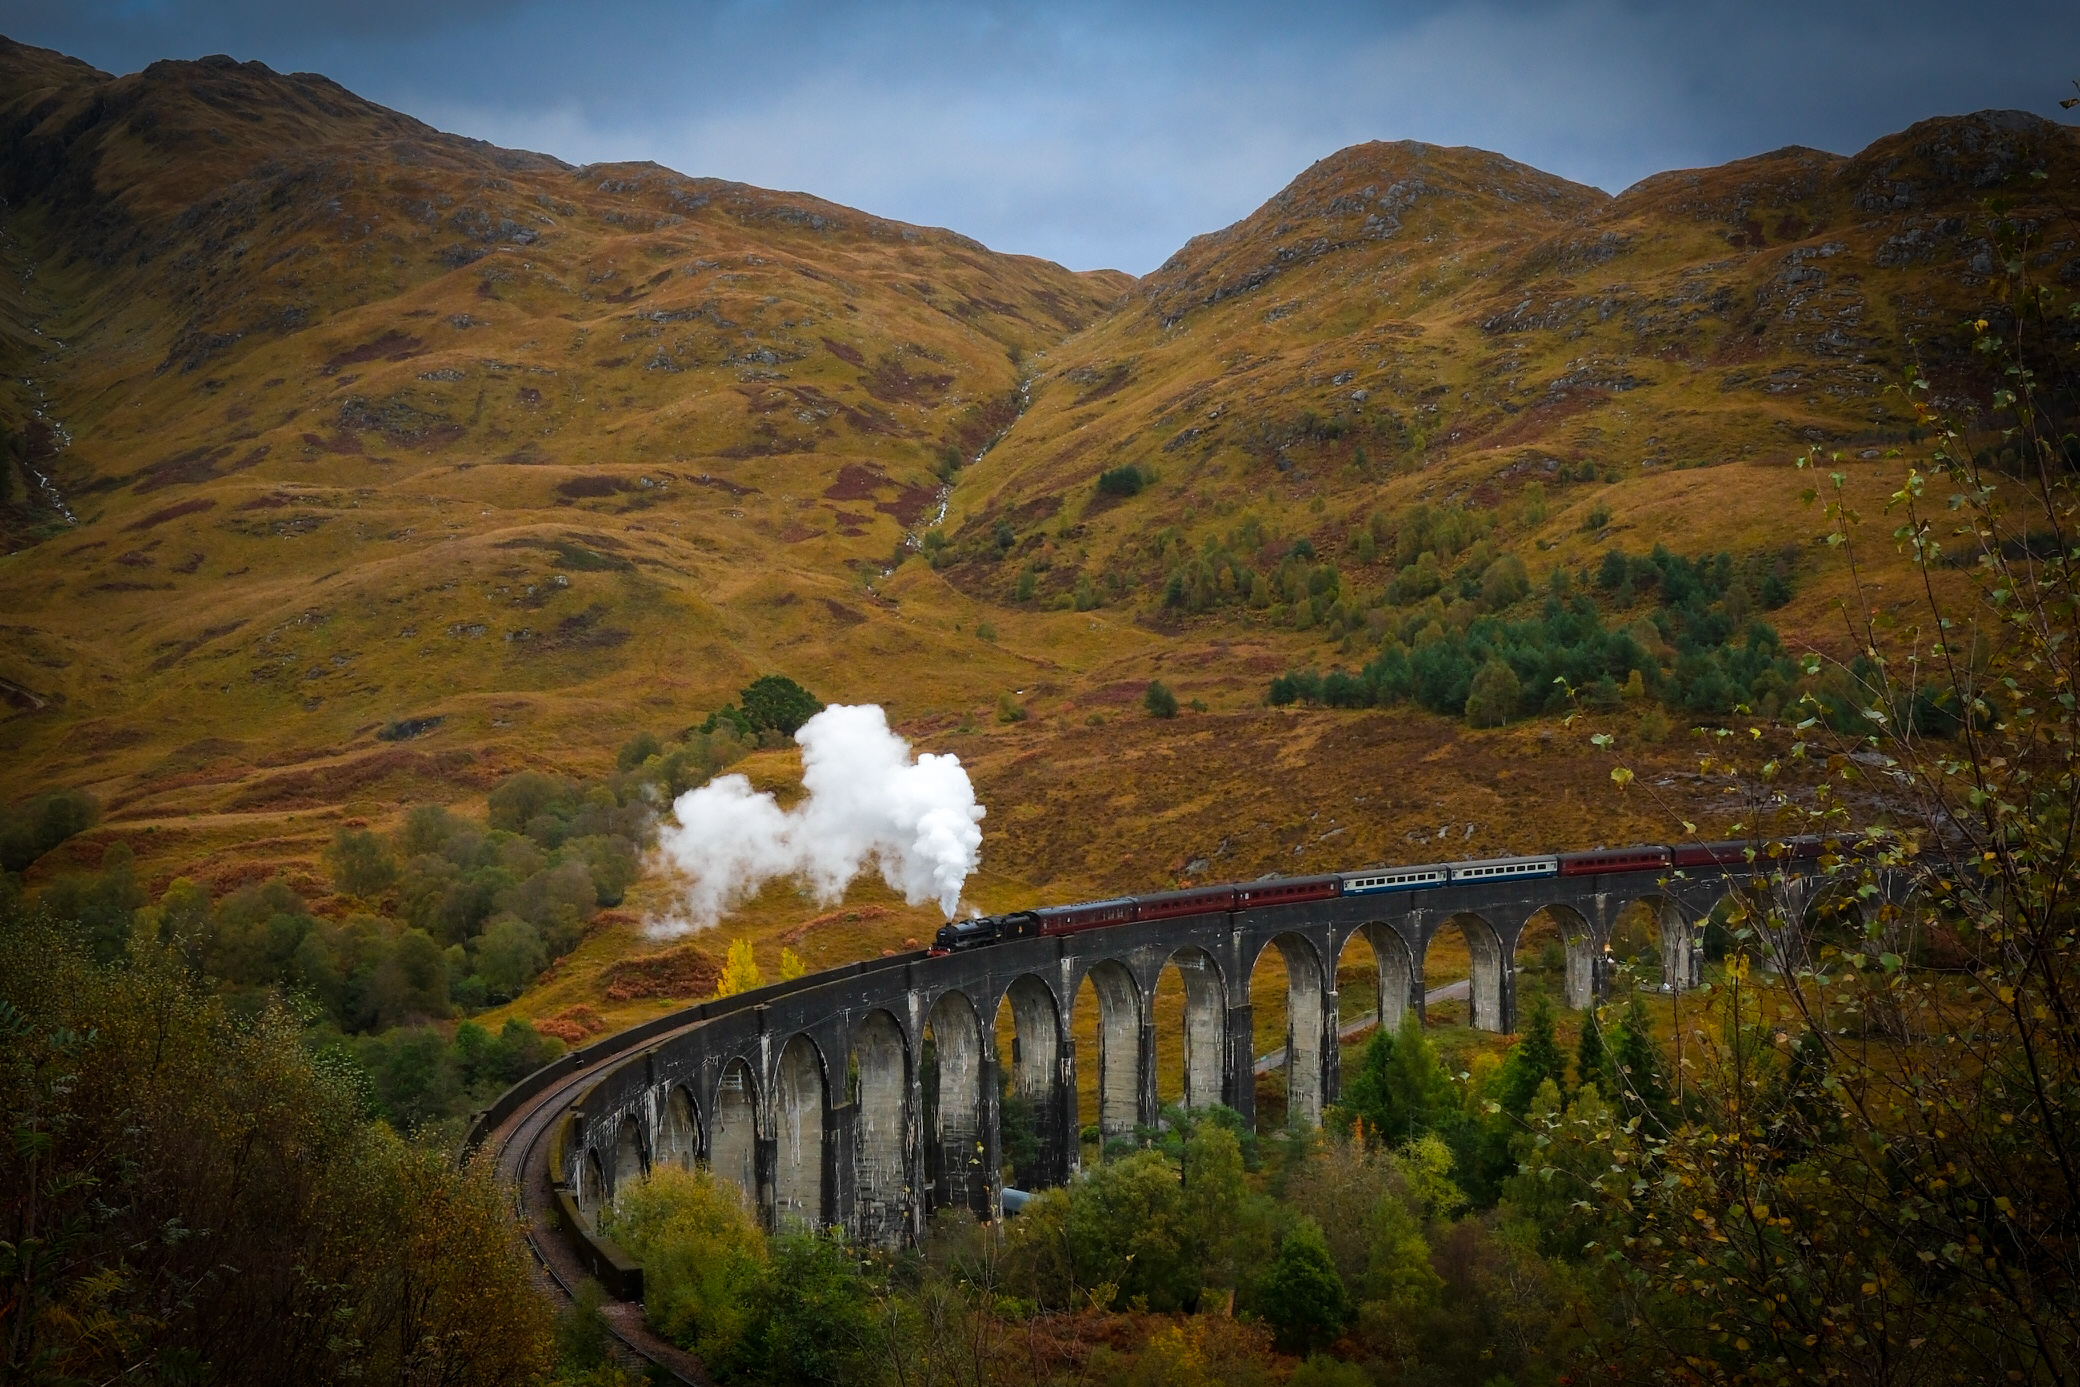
472, 854, 1904, 1295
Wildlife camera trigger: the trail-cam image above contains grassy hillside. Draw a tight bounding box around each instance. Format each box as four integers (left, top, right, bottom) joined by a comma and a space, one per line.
2, 34, 2073, 1040
946, 119, 2075, 628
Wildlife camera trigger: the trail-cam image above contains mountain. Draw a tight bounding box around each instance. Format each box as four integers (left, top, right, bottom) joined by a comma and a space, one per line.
0, 34, 2073, 955
0, 38, 1131, 903
943, 116, 2077, 618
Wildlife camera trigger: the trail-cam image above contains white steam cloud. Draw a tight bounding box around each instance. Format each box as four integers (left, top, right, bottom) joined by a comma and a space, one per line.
648, 703, 985, 936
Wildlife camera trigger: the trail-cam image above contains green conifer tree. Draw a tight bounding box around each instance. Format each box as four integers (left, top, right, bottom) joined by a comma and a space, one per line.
1575, 1006, 1608, 1096
1385, 1011, 1456, 1139
1336, 1024, 1397, 1141
1610, 994, 1673, 1132
1254, 1217, 1350, 1355
1494, 989, 1569, 1118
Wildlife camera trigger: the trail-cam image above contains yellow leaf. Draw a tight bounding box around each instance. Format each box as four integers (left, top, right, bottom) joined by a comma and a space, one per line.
1611, 767, 1635, 788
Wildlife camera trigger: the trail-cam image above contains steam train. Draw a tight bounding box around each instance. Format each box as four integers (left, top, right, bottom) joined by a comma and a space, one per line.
928, 839, 1825, 955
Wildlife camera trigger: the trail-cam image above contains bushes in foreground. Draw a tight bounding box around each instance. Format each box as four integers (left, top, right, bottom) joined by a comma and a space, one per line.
606, 1073, 1614, 1386
0, 910, 552, 1385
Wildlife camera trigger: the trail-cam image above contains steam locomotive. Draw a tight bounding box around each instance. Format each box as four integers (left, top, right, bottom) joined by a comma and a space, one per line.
928, 839, 1825, 955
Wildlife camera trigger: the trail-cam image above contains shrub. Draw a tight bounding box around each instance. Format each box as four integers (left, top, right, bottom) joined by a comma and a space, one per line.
1463, 656, 1521, 727
713, 937, 765, 998
1096, 463, 1146, 497
35, 841, 144, 965
1480, 552, 1530, 610
1063, 1148, 1200, 1310
996, 692, 1028, 724
488, 770, 574, 833
721, 1232, 877, 1385
0, 913, 554, 1383
475, 916, 547, 1000
615, 730, 663, 771
738, 674, 823, 737
1519, 479, 1548, 526
0, 787, 99, 872
1254, 1217, 1350, 1354
398, 803, 469, 857
604, 1166, 767, 1360
326, 827, 398, 897
1291, 1355, 1374, 1387
1144, 680, 1179, 718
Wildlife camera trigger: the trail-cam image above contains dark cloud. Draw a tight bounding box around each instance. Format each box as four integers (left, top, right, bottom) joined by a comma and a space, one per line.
3, 0, 2075, 272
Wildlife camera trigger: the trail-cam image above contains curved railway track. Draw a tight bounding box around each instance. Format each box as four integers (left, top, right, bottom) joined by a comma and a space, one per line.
484, 1020, 711, 1384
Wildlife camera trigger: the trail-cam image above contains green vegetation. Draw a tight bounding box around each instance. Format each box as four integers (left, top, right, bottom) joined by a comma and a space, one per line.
0, 787, 98, 872
0, 909, 552, 1383
0, 737, 739, 1133
1269, 544, 1802, 725
698, 674, 825, 741
1143, 679, 1178, 719
610, 1083, 1615, 1386
1096, 463, 1147, 497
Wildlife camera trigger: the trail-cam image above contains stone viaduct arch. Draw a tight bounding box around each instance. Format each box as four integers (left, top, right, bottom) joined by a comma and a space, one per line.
925, 990, 990, 1218
712, 1058, 760, 1206
850, 1009, 909, 1247
773, 1035, 827, 1229
656, 1086, 699, 1171
540, 854, 1898, 1256
998, 975, 1070, 1185
1253, 932, 1327, 1128
1166, 947, 1227, 1112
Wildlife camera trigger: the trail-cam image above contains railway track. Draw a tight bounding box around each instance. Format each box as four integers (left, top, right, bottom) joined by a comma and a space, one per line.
482, 1021, 710, 1385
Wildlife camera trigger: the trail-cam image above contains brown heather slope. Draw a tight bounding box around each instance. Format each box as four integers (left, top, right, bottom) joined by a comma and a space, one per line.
0, 38, 1130, 894
941, 118, 2079, 629
1, 35, 2074, 1036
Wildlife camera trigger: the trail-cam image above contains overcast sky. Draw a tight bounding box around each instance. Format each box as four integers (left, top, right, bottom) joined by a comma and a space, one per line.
3, 1, 2075, 273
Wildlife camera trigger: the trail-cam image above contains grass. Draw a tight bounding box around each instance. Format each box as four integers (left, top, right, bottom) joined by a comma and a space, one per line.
1, 49, 2057, 1064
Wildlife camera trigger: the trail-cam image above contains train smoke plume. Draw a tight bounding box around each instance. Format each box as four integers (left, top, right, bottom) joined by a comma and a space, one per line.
649, 704, 985, 936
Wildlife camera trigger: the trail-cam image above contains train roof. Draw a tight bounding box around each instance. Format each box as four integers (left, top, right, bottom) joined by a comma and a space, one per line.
1134, 883, 1236, 903
1236, 873, 1343, 894
1035, 897, 1133, 916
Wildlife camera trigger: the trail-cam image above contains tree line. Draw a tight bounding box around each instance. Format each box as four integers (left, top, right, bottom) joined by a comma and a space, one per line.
1268, 544, 1805, 728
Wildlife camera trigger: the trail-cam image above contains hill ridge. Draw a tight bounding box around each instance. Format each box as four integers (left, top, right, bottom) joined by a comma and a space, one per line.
0, 35, 2072, 957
